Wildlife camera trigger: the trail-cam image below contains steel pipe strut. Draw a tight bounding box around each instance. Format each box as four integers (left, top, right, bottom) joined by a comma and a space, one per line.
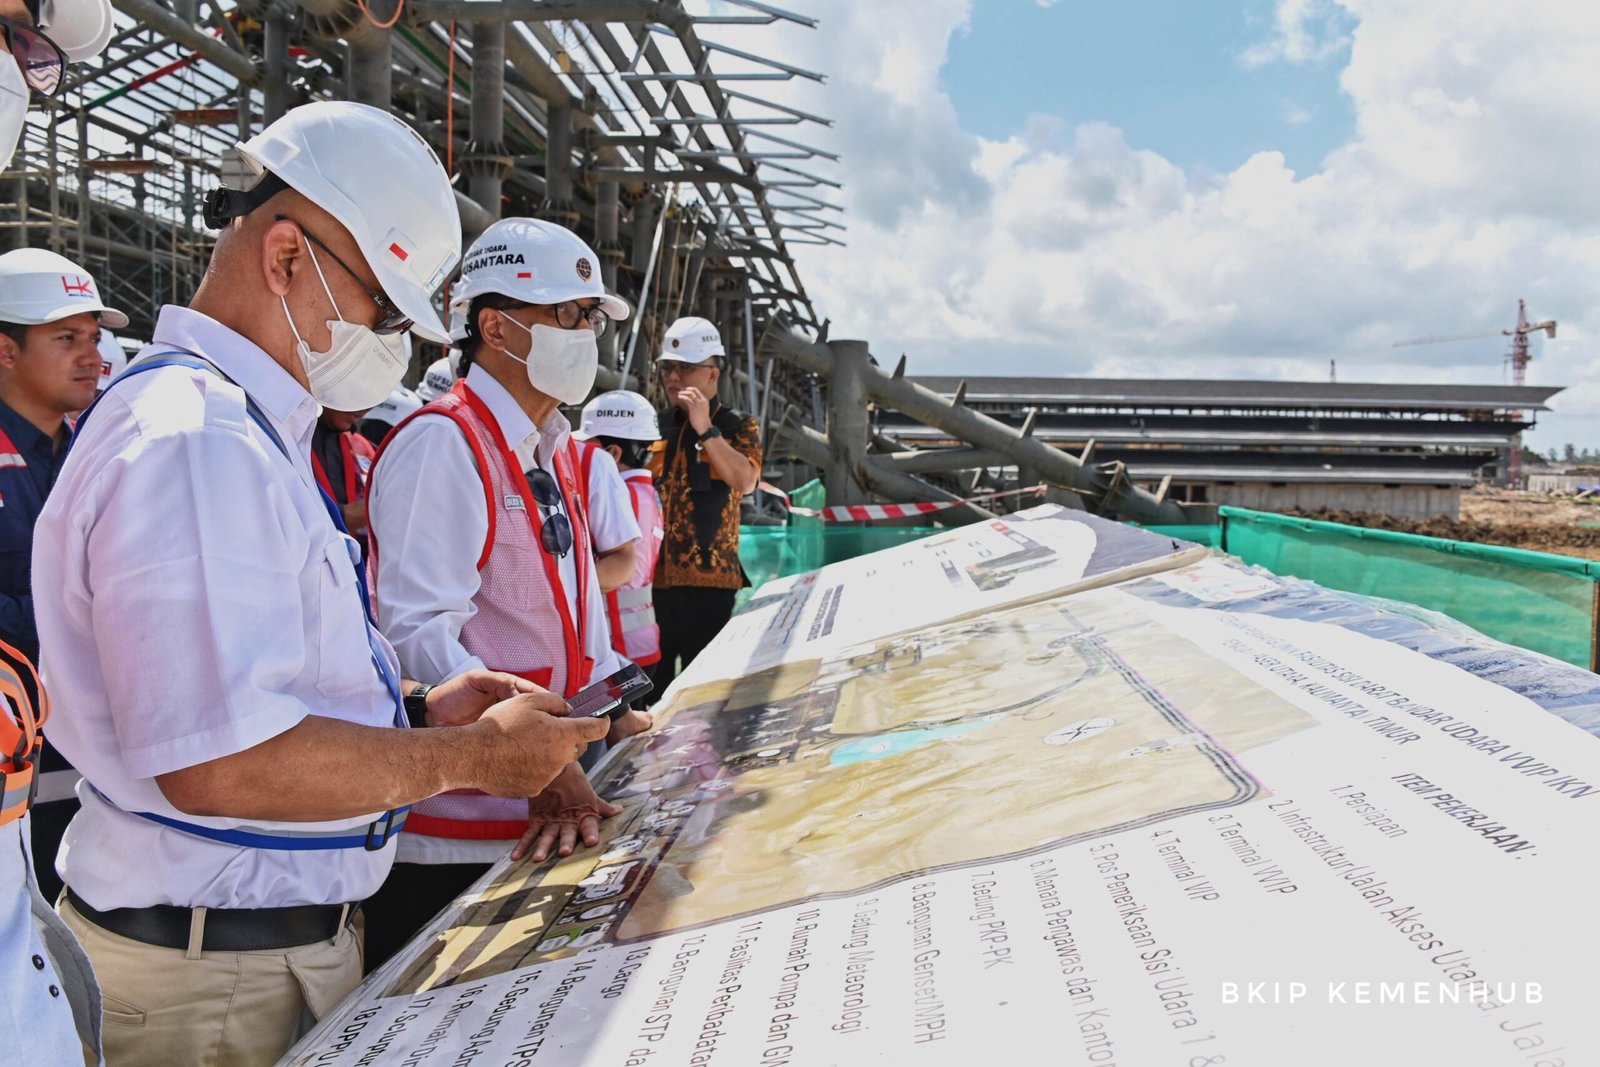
764, 330, 1186, 524
110, 0, 261, 84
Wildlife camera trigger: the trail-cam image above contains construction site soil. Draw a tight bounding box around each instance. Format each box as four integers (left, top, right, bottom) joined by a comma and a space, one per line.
1293, 487, 1600, 562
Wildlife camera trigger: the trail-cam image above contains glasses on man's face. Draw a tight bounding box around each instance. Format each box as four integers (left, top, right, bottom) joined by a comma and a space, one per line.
0, 17, 64, 97
552, 299, 610, 338
275, 216, 413, 335
657, 361, 710, 381
524, 468, 574, 558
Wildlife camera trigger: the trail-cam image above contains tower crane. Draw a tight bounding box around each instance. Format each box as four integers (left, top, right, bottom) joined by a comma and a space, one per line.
1393, 300, 1557, 487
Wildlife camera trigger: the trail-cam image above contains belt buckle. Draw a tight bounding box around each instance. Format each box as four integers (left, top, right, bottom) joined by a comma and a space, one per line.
364, 809, 395, 851
363, 806, 407, 851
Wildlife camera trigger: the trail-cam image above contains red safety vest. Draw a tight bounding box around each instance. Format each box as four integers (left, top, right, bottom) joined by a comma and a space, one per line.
578, 441, 662, 666
310, 429, 376, 519
371, 381, 597, 840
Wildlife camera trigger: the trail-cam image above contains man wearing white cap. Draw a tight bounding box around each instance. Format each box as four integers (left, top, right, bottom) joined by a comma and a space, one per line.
575, 391, 664, 672
94, 328, 126, 392
365, 217, 651, 968
650, 316, 762, 693
34, 103, 607, 1066
0, 248, 125, 913
0, 4, 122, 1063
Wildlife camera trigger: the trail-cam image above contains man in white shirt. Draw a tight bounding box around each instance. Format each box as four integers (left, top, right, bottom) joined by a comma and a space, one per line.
365, 217, 651, 969
0, 3, 125, 1064
33, 103, 608, 1067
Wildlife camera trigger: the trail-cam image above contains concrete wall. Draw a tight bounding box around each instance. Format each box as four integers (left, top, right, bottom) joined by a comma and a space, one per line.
1527, 473, 1600, 494
1203, 483, 1462, 520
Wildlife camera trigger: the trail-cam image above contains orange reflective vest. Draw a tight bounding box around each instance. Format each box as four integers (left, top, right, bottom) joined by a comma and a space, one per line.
0, 636, 45, 827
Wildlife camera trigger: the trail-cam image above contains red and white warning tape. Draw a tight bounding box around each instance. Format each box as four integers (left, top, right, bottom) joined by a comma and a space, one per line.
758, 482, 1048, 523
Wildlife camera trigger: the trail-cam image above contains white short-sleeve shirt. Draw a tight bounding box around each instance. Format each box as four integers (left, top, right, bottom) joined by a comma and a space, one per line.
33, 306, 403, 910
368, 366, 624, 865
581, 442, 642, 555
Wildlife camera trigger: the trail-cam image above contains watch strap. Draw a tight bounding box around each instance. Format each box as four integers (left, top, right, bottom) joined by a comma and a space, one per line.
403, 683, 433, 729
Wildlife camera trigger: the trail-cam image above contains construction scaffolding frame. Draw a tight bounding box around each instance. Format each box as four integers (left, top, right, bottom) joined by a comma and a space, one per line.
0, 0, 1198, 524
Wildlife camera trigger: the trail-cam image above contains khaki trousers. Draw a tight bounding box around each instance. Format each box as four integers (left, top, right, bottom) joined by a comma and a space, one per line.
60, 898, 363, 1067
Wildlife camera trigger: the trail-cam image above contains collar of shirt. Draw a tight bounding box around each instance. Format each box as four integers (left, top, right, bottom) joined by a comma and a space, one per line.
0, 394, 64, 466
149, 305, 320, 457
465, 363, 573, 471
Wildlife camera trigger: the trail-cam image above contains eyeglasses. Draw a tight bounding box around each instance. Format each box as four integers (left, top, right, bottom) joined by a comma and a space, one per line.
0, 17, 65, 98
275, 215, 413, 335
657, 361, 712, 380
524, 467, 574, 558
553, 299, 610, 338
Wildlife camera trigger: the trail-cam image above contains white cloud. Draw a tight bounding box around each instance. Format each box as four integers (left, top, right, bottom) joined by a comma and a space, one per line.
1241, 0, 1354, 68
692, 1, 1600, 449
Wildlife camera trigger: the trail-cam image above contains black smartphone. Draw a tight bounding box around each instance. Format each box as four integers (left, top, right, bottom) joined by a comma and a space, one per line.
567, 663, 653, 721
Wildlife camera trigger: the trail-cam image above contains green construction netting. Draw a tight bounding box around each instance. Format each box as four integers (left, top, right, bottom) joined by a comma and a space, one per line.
736, 480, 940, 609
1219, 507, 1600, 670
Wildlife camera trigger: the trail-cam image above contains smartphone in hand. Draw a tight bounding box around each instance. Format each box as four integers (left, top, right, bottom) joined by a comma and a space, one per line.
567, 663, 653, 721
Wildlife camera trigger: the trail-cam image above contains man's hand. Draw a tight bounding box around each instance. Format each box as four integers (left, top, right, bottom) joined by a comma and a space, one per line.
341, 498, 370, 535
425, 669, 545, 728
607, 706, 653, 746
513, 762, 623, 862
468, 694, 609, 798
677, 386, 713, 435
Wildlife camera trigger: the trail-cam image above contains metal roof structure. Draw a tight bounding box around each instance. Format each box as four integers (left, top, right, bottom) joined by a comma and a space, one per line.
4, 0, 836, 412
909, 377, 1562, 414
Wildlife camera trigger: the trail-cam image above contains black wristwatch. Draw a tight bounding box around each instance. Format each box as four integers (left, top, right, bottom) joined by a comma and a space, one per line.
695, 424, 724, 443
404, 683, 433, 729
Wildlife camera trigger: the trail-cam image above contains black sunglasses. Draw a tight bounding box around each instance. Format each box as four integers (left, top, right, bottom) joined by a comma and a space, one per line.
553, 299, 610, 337
524, 468, 574, 558
0, 16, 64, 98
276, 215, 413, 335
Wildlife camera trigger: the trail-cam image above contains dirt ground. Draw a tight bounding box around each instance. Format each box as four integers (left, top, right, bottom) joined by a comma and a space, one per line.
1294, 486, 1600, 562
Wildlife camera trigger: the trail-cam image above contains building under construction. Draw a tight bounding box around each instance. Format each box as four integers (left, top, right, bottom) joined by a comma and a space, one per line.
0, 0, 1551, 527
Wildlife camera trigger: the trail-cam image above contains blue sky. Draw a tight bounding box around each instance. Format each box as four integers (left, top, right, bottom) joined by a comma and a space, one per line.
728, 0, 1600, 453
941, 1, 1357, 179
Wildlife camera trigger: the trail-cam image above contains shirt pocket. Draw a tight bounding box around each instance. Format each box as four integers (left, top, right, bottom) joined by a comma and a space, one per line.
315, 534, 378, 701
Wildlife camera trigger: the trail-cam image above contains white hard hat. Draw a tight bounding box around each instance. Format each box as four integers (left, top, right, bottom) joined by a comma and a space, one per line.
415, 354, 456, 402
449, 217, 629, 325
0, 248, 128, 329
95, 328, 126, 392
225, 101, 461, 344
659, 316, 724, 364
576, 390, 659, 442
365, 384, 423, 427
39, 0, 115, 63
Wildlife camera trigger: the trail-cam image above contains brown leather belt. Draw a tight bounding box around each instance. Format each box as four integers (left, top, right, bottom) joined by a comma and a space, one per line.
65, 888, 354, 952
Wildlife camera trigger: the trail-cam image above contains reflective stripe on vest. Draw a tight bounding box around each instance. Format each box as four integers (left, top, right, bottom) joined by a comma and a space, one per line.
374, 382, 598, 841
0, 636, 44, 827
71, 353, 408, 851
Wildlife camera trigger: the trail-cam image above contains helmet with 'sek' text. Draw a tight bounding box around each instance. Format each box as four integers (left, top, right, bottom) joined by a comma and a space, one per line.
210, 101, 461, 344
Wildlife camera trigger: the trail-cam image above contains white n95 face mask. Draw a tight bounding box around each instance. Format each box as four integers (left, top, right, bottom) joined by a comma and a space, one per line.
0, 58, 29, 172
281, 246, 410, 410
499, 312, 599, 405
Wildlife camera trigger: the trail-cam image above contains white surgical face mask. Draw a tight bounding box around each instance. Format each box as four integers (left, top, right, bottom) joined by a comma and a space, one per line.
498, 312, 599, 406
281, 245, 409, 410
0, 56, 28, 172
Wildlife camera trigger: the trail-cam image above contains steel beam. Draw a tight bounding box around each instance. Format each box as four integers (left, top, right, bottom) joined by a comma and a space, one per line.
765, 330, 1186, 524
466, 21, 509, 221
408, 0, 688, 27
109, 0, 261, 85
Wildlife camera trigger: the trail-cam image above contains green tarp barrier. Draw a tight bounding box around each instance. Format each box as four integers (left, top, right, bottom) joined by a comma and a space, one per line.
1219, 506, 1600, 671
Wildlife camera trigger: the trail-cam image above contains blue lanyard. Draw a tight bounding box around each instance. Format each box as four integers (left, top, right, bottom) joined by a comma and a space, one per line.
76, 351, 408, 850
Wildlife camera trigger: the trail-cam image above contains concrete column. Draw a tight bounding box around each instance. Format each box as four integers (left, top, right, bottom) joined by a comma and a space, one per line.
628, 193, 657, 273
465, 22, 511, 220
595, 179, 622, 366
347, 22, 393, 108
540, 104, 578, 227
263, 5, 291, 123
825, 340, 870, 508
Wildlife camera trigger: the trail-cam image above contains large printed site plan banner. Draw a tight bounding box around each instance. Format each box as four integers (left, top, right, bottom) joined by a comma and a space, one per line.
287, 506, 1600, 1066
